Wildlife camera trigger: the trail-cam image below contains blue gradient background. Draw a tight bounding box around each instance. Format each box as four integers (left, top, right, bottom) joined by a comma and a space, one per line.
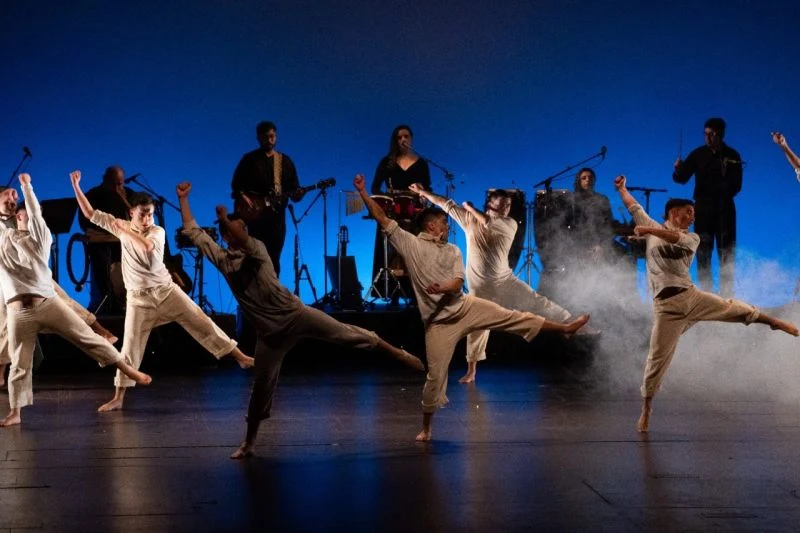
2, 0, 798, 312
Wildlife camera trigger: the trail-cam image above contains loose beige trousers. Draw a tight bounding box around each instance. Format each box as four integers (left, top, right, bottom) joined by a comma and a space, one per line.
0, 282, 96, 366
423, 294, 546, 413
115, 283, 237, 388
467, 276, 571, 363
7, 296, 122, 408
642, 286, 759, 398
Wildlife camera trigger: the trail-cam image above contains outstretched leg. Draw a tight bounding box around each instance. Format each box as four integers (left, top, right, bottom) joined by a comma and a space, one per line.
755, 313, 799, 336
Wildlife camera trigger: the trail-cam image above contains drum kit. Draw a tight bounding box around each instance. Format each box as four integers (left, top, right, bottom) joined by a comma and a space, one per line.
366, 191, 425, 302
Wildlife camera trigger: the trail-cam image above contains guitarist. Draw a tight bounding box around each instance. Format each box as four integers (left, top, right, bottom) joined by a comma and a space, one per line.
231, 121, 307, 277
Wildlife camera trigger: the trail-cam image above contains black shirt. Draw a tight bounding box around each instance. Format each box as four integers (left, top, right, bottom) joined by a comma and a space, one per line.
231, 149, 300, 205
673, 143, 743, 200
371, 156, 431, 194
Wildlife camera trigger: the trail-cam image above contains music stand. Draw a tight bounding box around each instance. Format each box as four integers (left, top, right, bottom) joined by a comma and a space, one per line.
41, 198, 78, 283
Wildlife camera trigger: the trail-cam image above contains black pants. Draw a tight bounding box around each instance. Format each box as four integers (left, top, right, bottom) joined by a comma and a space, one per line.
694, 197, 736, 297
87, 242, 123, 315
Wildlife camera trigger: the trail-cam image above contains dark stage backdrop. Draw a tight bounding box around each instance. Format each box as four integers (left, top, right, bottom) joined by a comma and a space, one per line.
1, 0, 798, 312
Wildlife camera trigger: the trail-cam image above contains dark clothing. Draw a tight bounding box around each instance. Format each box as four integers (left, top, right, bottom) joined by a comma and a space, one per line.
369, 156, 431, 300
77, 184, 132, 315
231, 149, 300, 276
571, 191, 614, 253
673, 143, 742, 296
370, 156, 431, 194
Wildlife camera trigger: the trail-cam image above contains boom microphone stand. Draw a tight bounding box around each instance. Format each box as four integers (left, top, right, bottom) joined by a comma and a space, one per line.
6, 147, 32, 187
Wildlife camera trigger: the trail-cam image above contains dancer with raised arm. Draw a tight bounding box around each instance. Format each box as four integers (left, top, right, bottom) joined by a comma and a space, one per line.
71, 170, 254, 413
0, 174, 151, 427
0, 186, 118, 386
176, 182, 423, 459
410, 184, 576, 384
771, 132, 800, 184
614, 175, 798, 433
357, 175, 589, 442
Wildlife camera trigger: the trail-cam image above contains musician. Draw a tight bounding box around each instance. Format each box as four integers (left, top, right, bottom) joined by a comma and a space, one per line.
371, 125, 431, 194
673, 118, 742, 297
771, 132, 800, 183
370, 125, 430, 300
571, 168, 616, 261
231, 121, 305, 276
77, 165, 134, 314
410, 185, 575, 384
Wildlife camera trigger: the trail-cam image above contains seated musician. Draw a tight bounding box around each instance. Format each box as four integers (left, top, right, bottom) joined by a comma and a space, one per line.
571, 168, 617, 263
231, 121, 306, 277
77, 165, 133, 314
369, 125, 430, 301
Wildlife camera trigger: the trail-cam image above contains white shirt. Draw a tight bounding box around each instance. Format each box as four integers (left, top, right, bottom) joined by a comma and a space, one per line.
629, 203, 700, 297
0, 183, 56, 302
91, 210, 172, 291
443, 199, 516, 289
384, 220, 466, 324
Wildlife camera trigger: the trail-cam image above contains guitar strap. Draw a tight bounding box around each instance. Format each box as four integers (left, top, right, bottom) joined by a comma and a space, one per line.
273, 152, 283, 196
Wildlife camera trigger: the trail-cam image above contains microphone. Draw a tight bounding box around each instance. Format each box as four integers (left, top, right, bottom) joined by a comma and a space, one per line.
23, 146, 32, 158
124, 173, 141, 183
601, 146, 607, 159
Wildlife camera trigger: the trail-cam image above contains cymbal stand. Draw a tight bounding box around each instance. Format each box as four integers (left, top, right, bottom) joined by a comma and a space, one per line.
368, 232, 407, 304
416, 150, 457, 241
189, 248, 215, 314
515, 200, 541, 286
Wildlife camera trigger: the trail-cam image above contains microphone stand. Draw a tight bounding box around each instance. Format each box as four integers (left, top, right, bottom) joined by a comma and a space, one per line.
626, 186, 667, 214
289, 203, 317, 301
6, 150, 32, 188
127, 175, 181, 214
412, 147, 457, 240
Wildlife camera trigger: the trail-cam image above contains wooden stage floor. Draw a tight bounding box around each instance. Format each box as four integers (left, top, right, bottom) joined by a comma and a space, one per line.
3, 353, 800, 532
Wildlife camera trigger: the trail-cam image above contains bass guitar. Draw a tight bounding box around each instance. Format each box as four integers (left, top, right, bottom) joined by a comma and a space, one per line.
234, 178, 336, 223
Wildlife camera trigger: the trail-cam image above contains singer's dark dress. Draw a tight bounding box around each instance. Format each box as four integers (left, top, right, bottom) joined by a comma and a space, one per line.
369, 156, 431, 299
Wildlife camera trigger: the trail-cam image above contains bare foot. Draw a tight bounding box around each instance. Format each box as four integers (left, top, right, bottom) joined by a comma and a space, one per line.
399, 350, 425, 371
415, 428, 432, 442
230, 442, 255, 459
458, 373, 475, 384
0, 411, 21, 427
129, 370, 152, 386
564, 314, 590, 335
767, 317, 799, 337
97, 398, 125, 413
637, 407, 651, 433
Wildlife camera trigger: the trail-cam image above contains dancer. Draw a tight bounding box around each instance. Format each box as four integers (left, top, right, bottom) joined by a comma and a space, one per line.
771, 132, 800, 183
410, 184, 575, 384
0, 174, 151, 427
0, 186, 118, 385
176, 182, 424, 459
614, 175, 798, 433
71, 170, 254, 413
357, 175, 589, 441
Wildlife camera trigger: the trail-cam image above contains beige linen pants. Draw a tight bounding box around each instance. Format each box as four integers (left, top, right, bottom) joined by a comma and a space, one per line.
0, 282, 96, 366
467, 276, 571, 363
423, 294, 546, 413
115, 283, 237, 388
642, 286, 759, 398
7, 296, 122, 408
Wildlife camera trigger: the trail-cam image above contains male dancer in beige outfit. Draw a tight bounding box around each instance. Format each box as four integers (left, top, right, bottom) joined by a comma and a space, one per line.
71, 171, 254, 412
410, 184, 575, 383
177, 182, 423, 458
356, 175, 589, 441
0, 174, 151, 427
0, 186, 118, 386
614, 175, 798, 432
